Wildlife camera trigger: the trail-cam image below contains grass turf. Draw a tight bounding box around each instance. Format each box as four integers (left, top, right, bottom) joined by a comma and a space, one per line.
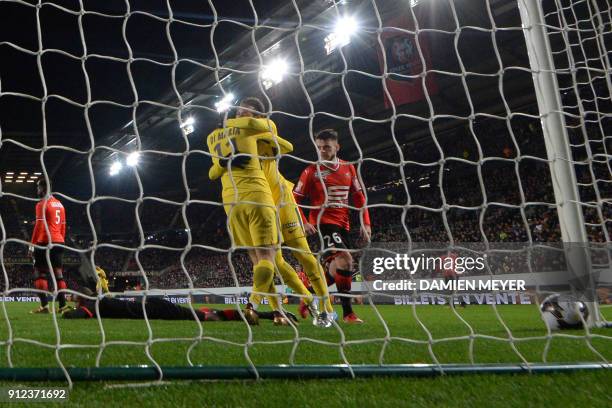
0, 302, 609, 407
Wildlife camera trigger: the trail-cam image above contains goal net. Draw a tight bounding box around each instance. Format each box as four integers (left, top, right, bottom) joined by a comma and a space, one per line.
0, 0, 610, 385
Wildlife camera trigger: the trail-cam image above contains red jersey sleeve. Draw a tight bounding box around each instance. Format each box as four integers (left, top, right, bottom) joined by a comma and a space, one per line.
349, 165, 371, 226
293, 166, 313, 224
31, 201, 43, 244
293, 166, 312, 198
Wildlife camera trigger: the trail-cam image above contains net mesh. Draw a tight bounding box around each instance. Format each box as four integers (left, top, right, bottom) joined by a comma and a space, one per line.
0, 0, 610, 386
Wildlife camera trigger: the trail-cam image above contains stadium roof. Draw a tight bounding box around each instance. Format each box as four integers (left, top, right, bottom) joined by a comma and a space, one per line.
1, 0, 536, 202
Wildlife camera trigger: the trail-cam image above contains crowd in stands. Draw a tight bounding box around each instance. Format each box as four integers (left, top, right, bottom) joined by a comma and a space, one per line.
2, 114, 611, 292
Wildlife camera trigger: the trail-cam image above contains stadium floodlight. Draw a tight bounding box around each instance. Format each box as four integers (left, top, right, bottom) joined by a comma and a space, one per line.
182, 117, 195, 127
324, 15, 358, 55
214, 93, 235, 113
126, 152, 140, 167
109, 161, 122, 176
180, 116, 196, 135
262, 58, 288, 89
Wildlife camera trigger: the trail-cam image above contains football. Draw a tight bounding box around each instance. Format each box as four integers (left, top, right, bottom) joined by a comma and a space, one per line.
540, 294, 589, 330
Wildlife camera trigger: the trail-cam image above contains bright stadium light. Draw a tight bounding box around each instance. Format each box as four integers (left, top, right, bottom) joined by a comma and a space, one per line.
215, 93, 235, 113
126, 152, 140, 167
262, 58, 288, 89
180, 116, 196, 135
182, 116, 195, 127
109, 161, 122, 176
336, 15, 358, 37
325, 15, 358, 55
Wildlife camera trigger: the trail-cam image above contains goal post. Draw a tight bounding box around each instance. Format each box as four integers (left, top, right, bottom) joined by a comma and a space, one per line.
518, 0, 600, 327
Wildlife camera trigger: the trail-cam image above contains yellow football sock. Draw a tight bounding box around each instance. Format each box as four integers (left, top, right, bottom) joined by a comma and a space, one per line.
288, 238, 334, 314
249, 259, 275, 308
266, 281, 281, 311
275, 250, 313, 305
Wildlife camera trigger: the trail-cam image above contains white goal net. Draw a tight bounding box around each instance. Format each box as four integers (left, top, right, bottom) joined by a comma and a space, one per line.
0, 0, 610, 385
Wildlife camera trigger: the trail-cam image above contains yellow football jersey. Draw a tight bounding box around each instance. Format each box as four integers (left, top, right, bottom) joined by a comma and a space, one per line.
95, 266, 109, 293
255, 121, 304, 242
258, 139, 296, 207
206, 117, 292, 203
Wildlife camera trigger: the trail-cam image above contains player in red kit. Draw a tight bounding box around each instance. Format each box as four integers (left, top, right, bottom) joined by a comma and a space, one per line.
294, 129, 371, 324
29, 178, 68, 314
440, 251, 467, 308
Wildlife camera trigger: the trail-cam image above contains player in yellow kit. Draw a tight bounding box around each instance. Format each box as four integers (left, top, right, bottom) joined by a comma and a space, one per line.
207, 112, 293, 325
95, 266, 109, 293
236, 97, 335, 327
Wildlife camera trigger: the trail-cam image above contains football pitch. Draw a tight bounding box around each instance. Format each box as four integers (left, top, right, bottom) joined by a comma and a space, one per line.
0, 302, 610, 407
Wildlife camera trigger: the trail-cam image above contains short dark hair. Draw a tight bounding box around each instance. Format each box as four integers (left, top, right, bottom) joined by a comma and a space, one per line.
315, 128, 338, 141
239, 97, 265, 117
37, 178, 47, 189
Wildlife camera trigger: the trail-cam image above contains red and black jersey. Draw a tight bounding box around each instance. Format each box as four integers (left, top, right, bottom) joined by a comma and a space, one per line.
293, 160, 370, 230
31, 196, 66, 245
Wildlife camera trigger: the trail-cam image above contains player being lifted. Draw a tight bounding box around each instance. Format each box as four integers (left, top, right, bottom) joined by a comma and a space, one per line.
294, 129, 371, 324
207, 101, 299, 325
235, 97, 334, 327
29, 178, 69, 314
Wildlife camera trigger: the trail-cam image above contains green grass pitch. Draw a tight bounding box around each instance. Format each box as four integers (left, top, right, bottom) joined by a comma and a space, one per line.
0, 302, 610, 407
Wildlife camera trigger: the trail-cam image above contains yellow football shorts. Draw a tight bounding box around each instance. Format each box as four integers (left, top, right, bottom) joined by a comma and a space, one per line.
224, 191, 279, 247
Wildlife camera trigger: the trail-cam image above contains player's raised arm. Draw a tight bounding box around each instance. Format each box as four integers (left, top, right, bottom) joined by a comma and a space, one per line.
256, 131, 293, 155
229, 116, 277, 134
228, 100, 292, 155
226, 117, 292, 155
